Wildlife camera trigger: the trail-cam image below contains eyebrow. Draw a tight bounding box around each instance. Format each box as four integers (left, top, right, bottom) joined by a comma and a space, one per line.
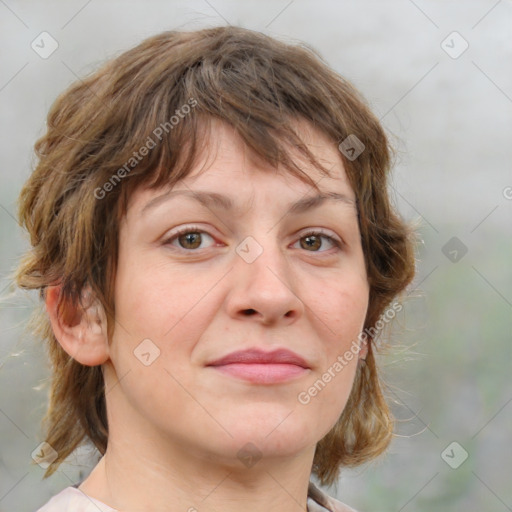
141, 189, 356, 217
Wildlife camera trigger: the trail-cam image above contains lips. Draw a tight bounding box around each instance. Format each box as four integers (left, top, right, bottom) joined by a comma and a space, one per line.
207, 348, 310, 368
206, 348, 310, 384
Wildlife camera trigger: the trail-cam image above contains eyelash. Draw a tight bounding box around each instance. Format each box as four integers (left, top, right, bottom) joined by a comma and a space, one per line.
163, 225, 343, 253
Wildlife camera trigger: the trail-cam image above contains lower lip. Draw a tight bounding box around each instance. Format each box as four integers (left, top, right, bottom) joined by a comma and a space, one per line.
210, 363, 309, 384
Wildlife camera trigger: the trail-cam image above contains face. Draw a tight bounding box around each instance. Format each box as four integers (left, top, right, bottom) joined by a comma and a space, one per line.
104, 119, 369, 468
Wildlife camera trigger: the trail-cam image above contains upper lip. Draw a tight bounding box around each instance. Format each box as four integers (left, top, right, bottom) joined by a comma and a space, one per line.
207, 348, 310, 369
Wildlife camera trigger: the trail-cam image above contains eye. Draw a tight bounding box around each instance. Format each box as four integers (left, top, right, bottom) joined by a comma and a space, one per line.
163, 226, 216, 251
163, 226, 342, 253
294, 230, 342, 252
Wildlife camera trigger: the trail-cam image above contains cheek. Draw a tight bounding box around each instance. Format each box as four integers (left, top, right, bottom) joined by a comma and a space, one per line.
113, 253, 191, 339
311, 273, 369, 345
111, 254, 221, 369
301, 276, 368, 413
333, 286, 369, 340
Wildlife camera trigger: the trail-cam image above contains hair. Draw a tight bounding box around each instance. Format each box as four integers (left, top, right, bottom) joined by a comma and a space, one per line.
15, 26, 416, 486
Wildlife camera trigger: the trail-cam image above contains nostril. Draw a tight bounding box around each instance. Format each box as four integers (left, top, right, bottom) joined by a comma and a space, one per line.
243, 309, 257, 316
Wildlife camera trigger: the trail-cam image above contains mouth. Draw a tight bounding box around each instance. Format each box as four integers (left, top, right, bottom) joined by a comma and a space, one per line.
206, 348, 310, 384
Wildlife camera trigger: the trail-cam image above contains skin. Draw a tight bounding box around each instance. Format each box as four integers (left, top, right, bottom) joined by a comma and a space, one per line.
46, 119, 369, 512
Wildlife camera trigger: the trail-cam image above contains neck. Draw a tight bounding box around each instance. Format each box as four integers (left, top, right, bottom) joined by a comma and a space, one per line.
79, 419, 316, 512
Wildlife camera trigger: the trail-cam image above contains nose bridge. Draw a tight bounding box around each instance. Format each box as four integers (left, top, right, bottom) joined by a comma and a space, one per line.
239, 233, 287, 285
228, 230, 304, 323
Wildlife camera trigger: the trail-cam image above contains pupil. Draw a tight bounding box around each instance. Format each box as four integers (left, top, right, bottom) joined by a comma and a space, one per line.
182, 233, 201, 249
303, 235, 320, 250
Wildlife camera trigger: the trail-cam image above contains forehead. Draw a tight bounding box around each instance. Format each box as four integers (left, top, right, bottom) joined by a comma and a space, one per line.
126, 118, 354, 216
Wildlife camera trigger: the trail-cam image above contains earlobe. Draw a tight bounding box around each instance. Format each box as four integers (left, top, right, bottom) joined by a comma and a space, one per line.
358, 339, 368, 361
45, 285, 110, 366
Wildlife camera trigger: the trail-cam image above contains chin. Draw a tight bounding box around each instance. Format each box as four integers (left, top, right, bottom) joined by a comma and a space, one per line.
218, 418, 316, 458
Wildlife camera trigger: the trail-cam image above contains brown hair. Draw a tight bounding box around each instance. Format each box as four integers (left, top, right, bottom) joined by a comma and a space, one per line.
15, 26, 416, 486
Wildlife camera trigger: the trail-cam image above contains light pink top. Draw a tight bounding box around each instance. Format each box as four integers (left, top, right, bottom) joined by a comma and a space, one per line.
36, 481, 358, 512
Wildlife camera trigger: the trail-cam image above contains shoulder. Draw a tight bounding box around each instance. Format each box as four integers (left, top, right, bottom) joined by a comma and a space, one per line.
36, 486, 117, 512
308, 481, 360, 512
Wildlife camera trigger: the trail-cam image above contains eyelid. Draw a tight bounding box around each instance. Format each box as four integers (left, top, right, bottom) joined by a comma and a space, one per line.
296, 228, 344, 251
163, 225, 344, 252
298, 227, 343, 244
162, 224, 216, 247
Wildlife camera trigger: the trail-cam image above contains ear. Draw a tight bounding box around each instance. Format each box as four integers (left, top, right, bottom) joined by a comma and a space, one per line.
45, 285, 110, 366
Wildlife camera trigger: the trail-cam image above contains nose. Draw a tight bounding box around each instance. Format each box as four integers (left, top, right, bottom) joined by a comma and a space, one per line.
224, 237, 305, 326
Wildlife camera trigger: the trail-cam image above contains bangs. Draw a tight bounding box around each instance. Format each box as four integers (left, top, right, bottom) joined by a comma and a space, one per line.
85, 28, 362, 215
117, 112, 336, 212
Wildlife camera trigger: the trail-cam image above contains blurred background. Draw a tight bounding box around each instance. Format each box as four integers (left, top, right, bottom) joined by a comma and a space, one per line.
1, 1, 511, 510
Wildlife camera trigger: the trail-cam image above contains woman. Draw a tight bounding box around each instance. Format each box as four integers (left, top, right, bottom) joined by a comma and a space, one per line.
16, 26, 416, 512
